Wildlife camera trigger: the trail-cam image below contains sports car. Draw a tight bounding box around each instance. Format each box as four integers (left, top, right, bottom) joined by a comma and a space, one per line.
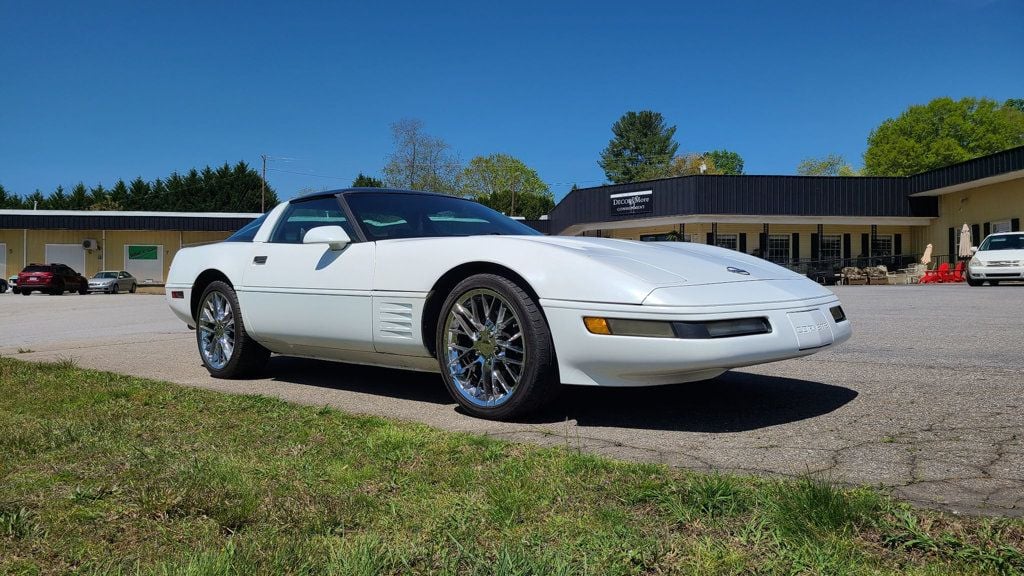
166, 188, 851, 420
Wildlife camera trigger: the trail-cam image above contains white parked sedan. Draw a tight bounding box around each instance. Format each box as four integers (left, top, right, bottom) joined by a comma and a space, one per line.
166, 189, 851, 420
968, 232, 1024, 286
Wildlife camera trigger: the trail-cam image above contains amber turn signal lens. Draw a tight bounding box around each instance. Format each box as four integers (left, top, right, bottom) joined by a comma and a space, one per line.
583, 317, 612, 335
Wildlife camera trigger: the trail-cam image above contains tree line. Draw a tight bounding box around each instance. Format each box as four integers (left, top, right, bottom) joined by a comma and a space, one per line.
0, 162, 277, 213
796, 97, 1023, 176
351, 118, 557, 220
5, 96, 1019, 217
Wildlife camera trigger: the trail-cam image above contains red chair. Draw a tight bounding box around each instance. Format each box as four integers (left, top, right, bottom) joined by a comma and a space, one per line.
919, 263, 950, 284
946, 262, 966, 283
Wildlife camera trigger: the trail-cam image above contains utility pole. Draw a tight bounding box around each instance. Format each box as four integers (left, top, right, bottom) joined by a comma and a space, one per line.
260, 154, 267, 212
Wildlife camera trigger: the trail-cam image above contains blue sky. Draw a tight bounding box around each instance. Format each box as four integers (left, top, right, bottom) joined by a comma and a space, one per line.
2, 0, 1022, 202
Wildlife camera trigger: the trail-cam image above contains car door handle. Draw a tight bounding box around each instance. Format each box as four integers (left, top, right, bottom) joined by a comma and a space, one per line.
253, 256, 267, 265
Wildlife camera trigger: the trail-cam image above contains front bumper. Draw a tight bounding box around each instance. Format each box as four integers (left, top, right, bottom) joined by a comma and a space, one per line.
541, 294, 851, 387
968, 265, 1024, 281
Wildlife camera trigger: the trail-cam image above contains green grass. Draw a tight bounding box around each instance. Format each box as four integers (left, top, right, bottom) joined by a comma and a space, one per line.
0, 356, 1021, 575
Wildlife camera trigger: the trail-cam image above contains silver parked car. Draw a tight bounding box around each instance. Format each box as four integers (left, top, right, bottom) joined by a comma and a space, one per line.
88, 270, 138, 294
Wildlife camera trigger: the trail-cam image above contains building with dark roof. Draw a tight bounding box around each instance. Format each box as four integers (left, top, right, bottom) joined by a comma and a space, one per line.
547, 146, 1024, 270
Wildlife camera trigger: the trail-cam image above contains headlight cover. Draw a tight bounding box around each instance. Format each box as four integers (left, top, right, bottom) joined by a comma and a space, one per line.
969, 257, 983, 267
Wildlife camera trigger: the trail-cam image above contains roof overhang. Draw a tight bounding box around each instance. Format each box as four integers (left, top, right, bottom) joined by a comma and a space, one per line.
909, 169, 1024, 197
559, 214, 936, 236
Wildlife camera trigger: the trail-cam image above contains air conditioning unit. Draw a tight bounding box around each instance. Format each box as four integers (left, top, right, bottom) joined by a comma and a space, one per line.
82, 239, 99, 250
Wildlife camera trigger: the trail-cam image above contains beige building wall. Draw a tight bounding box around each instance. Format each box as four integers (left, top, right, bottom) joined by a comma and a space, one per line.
1, 229, 234, 282
925, 177, 1024, 257
0, 229, 27, 279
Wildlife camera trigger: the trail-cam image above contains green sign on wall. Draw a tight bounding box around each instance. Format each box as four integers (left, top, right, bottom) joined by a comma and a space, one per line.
127, 245, 159, 260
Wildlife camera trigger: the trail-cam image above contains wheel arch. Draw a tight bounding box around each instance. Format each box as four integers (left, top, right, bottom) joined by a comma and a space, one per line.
421, 261, 543, 357
190, 269, 234, 320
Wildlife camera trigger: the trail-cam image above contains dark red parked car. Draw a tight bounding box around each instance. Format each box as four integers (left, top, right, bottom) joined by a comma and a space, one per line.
17, 263, 89, 296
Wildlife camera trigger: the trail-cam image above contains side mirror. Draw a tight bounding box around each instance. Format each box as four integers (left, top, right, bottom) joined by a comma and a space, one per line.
970, 246, 978, 254
303, 225, 351, 250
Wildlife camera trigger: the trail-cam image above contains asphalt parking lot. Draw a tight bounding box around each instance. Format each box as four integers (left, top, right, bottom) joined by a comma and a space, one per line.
2, 284, 1022, 517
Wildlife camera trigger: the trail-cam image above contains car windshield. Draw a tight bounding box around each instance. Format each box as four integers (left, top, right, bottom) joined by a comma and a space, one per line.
94, 272, 118, 279
979, 233, 1024, 251
344, 192, 542, 240
225, 213, 269, 242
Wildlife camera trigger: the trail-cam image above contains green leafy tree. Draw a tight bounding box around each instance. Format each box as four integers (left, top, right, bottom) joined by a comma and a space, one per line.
382, 118, 461, 193
705, 149, 744, 175
458, 154, 554, 219
599, 111, 679, 183
664, 153, 714, 176
1004, 98, 1024, 114
863, 97, 1024, 176
352, 173, 384, 187
797, 154, 857, 176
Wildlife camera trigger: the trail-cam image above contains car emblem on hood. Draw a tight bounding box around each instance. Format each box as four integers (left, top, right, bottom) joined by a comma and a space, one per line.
727, 266, 750, 275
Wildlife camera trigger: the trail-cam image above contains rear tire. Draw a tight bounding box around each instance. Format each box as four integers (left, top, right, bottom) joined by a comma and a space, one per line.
50, 284, 64, 296
195, 280, 269, 378
435, 273, 558, 421
21, 289, 30, 296
129, 283, 137, 293
78, 283, 88, 295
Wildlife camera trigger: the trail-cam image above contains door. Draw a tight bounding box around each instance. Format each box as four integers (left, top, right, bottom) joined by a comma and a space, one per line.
124, 245, 164, 284
239, 196, 374, 352
0, 243, 6, 282
45, 244, 85, 274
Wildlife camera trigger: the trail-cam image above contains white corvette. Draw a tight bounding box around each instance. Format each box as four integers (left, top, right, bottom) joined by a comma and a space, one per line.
166, 189, 851, 419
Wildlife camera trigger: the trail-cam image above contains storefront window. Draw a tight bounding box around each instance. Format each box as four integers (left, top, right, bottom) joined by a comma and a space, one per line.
767, 234, 790, 263
715, 233, 739, 251
872, 234, 893, 256
821, 234, 842, 261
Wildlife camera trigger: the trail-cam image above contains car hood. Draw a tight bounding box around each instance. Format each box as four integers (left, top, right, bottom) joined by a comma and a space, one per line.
975, 248, 1024, 263
90, 278, 116, 283
511, 236, 804, 287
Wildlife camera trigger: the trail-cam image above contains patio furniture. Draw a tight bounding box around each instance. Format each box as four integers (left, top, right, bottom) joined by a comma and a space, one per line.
919, 263, 950, 284
841, 266, 868, 285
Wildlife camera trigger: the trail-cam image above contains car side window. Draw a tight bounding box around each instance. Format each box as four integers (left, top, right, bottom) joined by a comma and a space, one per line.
269, 196, 355, 244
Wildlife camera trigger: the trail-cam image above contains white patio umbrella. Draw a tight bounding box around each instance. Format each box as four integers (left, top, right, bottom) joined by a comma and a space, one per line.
958, 223, 973, 259
920, 243, 933, 265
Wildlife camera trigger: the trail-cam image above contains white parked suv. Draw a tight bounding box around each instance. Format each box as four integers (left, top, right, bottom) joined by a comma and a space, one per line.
968, 232, 1024, 286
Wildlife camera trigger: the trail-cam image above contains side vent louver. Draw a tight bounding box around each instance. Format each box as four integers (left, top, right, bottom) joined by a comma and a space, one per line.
378, 302, 414, 339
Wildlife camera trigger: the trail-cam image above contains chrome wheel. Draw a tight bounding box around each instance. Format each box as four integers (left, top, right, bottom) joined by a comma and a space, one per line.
442, 288, 525, 407
198, 291, 235, 370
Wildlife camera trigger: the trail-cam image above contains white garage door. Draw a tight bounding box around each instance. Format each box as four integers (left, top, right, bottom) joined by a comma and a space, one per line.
125, 244, 164, 283
45, 244, 86, 274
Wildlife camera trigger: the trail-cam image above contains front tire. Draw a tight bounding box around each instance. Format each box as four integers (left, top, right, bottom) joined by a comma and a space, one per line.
967, 276, 983, 287
196, 281, 269, 378
436, 274, 558, 420
111, 283, 119, 294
